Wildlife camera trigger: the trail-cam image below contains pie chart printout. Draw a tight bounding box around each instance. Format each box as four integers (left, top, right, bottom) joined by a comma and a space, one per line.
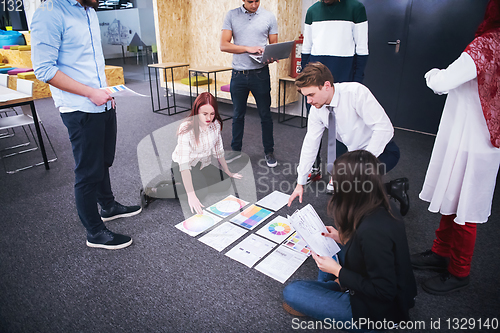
255, 216, 295, 243
268, 222, 291, 235
175, 212, 222, 237
208, 195, 249, 217
183, 214, 215, 233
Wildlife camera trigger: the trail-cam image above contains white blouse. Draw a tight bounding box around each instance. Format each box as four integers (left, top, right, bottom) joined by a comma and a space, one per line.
420, 52, 500, 224
171, 121, 224, 171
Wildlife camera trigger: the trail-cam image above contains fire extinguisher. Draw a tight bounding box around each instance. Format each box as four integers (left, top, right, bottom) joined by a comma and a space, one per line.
290, 34, 304, 78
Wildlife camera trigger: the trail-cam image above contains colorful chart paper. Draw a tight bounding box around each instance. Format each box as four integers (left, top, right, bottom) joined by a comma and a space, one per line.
207, 195, 249, 218
175, 211, 222, 237
229, 204, 273, 230
256, 216, 295, 244
283, 232, 311, 256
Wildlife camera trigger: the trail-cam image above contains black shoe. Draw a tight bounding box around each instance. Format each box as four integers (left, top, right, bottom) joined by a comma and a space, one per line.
265, 153, 277, 168
140, 188, 156, 208
225, 151, 242, 163
388, 177, 410, 216
86, 228, 133, 250
411, 249, 449, 271
422, 272, 470, 295
100, 201, 142, 222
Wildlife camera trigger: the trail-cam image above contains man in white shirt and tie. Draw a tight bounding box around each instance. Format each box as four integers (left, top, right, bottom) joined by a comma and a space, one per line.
287, 62, 409, 215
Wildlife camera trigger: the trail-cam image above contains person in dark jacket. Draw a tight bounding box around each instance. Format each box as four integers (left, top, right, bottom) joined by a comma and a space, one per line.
283, 150, 417, 331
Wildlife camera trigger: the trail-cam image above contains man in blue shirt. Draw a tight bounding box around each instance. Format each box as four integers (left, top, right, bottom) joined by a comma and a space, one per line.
31, 0, 141, 250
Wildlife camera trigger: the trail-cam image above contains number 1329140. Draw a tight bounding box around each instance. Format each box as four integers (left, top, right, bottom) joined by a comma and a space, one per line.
1, 0, 53, 12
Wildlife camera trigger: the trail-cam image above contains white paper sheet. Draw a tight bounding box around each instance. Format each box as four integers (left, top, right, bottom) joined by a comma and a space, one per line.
255, 190, 290, 211
287, 204, 340, 257
174, 211, 222, 237
255, 216, 295, 243
198, 222, 248, 252
255, 245, 309, 283
225, 234, 276, 268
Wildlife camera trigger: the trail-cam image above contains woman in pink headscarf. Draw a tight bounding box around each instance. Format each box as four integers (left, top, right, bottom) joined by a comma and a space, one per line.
411, 0, 500, 295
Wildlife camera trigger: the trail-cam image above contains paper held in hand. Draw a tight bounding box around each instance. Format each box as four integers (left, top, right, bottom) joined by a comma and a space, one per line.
287, 204, 340, 257
101, 85, 148, 97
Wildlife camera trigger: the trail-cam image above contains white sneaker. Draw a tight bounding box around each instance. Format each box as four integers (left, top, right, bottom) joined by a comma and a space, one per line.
326, 177, 334, 194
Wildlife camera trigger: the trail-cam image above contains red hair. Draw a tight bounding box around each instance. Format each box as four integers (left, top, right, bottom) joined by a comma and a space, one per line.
178, 92, 223, 144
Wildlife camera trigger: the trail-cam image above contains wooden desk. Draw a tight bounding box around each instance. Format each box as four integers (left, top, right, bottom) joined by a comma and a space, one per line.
148, 62, 190, 116
188, 65, 233, 120
0, 86, 49, 170
278, 76, 307, 128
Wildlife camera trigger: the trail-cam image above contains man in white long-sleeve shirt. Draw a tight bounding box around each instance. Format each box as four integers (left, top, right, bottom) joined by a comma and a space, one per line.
288, 62, 409, 215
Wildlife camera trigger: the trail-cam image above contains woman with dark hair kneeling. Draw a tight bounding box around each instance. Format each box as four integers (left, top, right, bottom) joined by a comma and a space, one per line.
283, 150, 417, 331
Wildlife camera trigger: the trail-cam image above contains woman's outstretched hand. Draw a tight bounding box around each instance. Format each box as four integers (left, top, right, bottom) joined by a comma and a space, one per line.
187, 192, 204, 215
228, 172, 243, 179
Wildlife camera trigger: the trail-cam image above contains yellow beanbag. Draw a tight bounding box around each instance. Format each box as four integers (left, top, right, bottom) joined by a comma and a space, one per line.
180, 76, 212, 86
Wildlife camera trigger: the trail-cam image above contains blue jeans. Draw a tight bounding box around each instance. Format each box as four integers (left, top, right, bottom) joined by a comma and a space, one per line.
61, 109, 117, 235
230, 66, 274, 154
283, 249, 372, 332
283, 280, 353, 321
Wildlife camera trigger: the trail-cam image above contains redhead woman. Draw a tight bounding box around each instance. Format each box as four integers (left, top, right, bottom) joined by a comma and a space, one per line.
142, 92, 242, 214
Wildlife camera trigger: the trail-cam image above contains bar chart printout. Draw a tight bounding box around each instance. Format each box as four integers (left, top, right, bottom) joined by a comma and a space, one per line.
229, 204, 273, 230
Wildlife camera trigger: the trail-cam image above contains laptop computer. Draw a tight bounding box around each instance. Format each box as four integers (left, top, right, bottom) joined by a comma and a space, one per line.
249, 41, 294, 64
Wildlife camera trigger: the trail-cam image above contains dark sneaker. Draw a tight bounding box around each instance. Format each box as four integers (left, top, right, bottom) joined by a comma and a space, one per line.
411, 249, 449, 271
265, 153, 277, 167
306, 167, 322, 184
86, 228, 133, 250
225, 150, 242, 163
101, 201, 142, 222
422, 272, 470, 295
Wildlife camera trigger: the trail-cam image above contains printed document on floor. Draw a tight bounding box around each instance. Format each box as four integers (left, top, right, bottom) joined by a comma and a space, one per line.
256, 216, 295, 244
225, 234, 276, 268
198, 222, 248, 252
175, 211, 222, 237
255, 245, 308, 283
255, 190, 290, 211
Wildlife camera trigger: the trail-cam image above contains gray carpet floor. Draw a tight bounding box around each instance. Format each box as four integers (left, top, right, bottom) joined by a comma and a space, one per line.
0, 75, 499, 333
